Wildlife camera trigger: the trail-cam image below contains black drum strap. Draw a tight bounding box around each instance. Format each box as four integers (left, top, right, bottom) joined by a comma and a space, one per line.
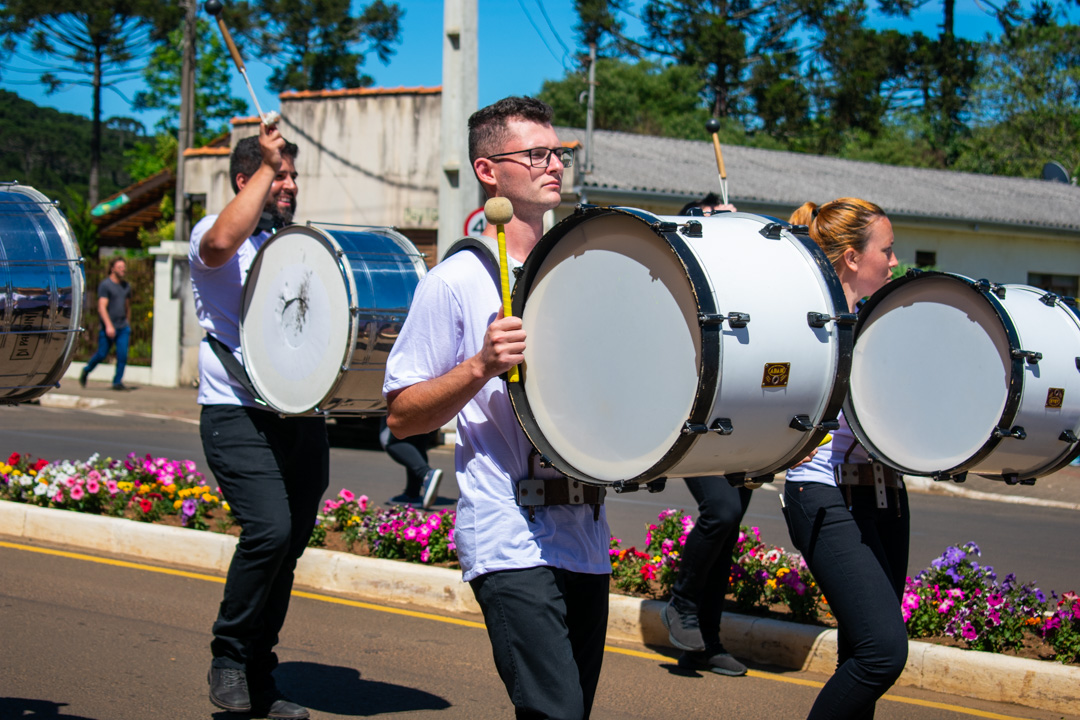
443, 235, 503, 296
205, 334, 268, 407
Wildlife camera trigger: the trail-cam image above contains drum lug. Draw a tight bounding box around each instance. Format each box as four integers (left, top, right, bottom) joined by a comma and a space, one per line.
993, 425, 1027, 440
1060, 430, 1078, 443
759, 222, 785, 240
807, 311, 858, 328
646, 478, 667, 493
933, 471, 967, 483
1011, 348, 1042, 365
612, 480, 640, 494
697, 312, 751, 328
976, 279, 1007, 299
652, 221, 678, 233
682, 422, 709, 435
711, 418, 734, 435
789, 415, 840, 433
513, 266, 524, 279
679, 220, 703, 238
1040, 291, 1061, 307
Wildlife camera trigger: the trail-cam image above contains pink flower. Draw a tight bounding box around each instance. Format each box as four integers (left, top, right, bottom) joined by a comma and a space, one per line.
70, 485, 85, 501
420, 548, 431, 563
106, 480, 119, 495
339, 488, 355, 502
64, 476, 77, 488
87, 469, 102, 483
86, 478, 100, 494
960, 622, 978, 640
55, 490, 65, 503
404, 526, 418, 541
358, 495, 369, 511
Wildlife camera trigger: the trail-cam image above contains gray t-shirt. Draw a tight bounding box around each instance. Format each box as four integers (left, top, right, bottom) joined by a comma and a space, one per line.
97, 277, 130, 329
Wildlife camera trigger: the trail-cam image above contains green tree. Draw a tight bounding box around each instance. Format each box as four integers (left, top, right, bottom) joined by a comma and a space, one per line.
0, 1, 180, 206
251, 0, 404, 92
953, 20, 1080, 177
133, 18, 247, 144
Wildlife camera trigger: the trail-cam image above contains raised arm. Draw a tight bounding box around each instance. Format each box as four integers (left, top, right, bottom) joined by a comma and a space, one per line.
199, 123, 285, 268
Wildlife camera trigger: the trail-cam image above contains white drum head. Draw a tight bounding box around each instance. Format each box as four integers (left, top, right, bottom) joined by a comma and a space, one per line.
519, 213, 702, 482
848, 274, 1011, 473
241, 227, 353, 414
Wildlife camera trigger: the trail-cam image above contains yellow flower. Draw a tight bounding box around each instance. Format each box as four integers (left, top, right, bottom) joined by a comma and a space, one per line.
28, 469, 36, 476
777, 568, 789, 577
0, 463, 10, 473
766, 579, 778, 590
202, 493, 216, 503
173, 500, 183, 509
12, 470, 21, 477
147, 311, 153, 319
222, 502, 231, 513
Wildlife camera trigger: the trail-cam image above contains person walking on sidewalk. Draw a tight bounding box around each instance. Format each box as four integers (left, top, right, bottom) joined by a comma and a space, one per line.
380, 418, 443, 509
189, 123, 327, 720
384, 96, 611, 719
660, 196, 752, 677
80, 257, 132, 390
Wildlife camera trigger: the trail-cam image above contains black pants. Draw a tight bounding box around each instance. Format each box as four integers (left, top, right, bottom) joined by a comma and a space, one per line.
671, 477, 752, 648
470, 566, 609, 720
200, 405, 329, 671
382, 419, 434, 496
783, 481, 910, 720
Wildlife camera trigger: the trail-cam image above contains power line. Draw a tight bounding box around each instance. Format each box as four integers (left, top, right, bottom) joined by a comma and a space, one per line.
533, 0, 573, 59
515, 0, 569, 70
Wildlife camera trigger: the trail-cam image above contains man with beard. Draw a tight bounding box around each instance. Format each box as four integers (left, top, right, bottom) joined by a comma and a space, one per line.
189, 123, 326, 720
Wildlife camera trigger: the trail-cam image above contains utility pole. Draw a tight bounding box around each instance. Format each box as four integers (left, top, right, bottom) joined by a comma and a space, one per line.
437, 0, 479, 260
585, 41, 596, 175
174, 0, 197, 243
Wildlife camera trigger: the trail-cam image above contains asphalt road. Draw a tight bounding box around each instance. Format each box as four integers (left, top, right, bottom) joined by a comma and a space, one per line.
3, 539, 1075, 720
1, 402, 1077, 594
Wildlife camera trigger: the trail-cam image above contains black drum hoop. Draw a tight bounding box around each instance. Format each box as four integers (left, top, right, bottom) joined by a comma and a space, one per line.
844, 269, 1025, 477
507, 205, 721, 487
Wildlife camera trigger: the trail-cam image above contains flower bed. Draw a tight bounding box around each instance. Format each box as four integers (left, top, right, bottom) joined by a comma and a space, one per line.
2, 451, 1077, 664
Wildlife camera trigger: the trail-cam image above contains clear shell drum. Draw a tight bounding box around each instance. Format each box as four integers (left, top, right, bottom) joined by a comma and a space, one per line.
845, 271, 1080, 482
240, 223, 426, 415
0, 183, 84, 403
508, 206, 852, 486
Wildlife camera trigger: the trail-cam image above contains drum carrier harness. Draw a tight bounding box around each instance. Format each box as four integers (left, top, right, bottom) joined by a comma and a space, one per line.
444, 236, 606, 522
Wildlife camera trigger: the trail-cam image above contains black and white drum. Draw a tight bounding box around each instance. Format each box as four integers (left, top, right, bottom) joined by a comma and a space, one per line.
846, 271, 1080, 483
240, 223, 426, 415
508, 206, 853, 486
0, 183, 84, 403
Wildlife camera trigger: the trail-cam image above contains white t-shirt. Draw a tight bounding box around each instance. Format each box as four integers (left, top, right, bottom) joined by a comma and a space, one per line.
784, 410, 871, 486
383, 246, 612, 582
189, 215, 270, 408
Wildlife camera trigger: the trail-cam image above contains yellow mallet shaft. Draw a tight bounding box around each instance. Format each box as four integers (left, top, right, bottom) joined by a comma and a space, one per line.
484, 197, 518, 383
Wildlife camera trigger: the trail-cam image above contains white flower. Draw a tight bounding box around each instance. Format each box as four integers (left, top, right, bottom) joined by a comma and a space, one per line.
19, 475, 33, 487
34, 483, 47, 496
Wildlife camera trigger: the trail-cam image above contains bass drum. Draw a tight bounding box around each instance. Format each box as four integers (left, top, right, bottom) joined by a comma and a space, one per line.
240, 223, 426, 415
0, 183, 84, 403
845, 271, 1080, 482
508, 206, 853, 486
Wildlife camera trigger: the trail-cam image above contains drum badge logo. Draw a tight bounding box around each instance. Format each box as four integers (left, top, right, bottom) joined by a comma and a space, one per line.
762, 362, 791, 388
1046, 388, 1065, 409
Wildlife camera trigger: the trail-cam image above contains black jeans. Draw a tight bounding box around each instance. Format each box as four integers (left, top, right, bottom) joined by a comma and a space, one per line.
382, 420, 434, 496
470, 566, 609, 720
671, 477, 752, 648
783, 481, 910, 720
200, 404, 329, 671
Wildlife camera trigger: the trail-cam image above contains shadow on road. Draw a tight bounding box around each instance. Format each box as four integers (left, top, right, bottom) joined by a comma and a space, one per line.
0, 697, 100, 719
273, 661, 452, 715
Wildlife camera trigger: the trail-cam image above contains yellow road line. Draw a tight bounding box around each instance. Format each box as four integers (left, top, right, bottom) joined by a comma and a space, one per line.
0, 540, 1039, 720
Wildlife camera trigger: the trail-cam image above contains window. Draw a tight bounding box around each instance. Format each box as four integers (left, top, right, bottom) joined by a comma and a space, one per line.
1028, 273, 1079, 297
915, 251, 936, 268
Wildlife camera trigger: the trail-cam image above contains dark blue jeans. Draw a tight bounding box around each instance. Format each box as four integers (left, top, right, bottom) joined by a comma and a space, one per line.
671, 477, 752, 648
200, 405, 329, 672
83, 325, 130, 384
470, 566, 609, 720
783, 481, 910, 720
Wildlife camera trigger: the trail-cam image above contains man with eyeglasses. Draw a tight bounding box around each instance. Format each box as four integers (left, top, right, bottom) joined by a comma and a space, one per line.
384, 96, 611, 719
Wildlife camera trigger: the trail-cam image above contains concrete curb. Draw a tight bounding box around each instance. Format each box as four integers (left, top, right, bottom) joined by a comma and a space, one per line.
2, 500, 1077, 715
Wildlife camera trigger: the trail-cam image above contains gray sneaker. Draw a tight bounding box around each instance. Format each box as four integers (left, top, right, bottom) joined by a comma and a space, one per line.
678, 645, 748, 676
208, 665, 251, 712
421, 468, 443, 510
661, 600, 706, 652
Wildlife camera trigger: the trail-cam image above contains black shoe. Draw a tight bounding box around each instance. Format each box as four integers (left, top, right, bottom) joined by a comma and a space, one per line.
388, 493, 422, 507
78, 369, 88, 388
661, 600, 706, 652
208, 665, 251, 712
678, 645, 748, 676
250, 673, 309, 720
112, 382, 132, 391
420, 468, 443, 510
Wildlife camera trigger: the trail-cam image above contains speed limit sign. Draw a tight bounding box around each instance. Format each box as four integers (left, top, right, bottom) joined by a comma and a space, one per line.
464, 207, 487, 237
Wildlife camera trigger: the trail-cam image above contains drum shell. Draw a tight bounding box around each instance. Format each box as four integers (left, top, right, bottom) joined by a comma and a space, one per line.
240, 224, 425, 415
845, 272, 1080, 480
0, 183, 84, 403
509, 206, 851, 485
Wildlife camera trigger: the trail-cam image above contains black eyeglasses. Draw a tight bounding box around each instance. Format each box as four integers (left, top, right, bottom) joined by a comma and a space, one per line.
485, 146, 575, 168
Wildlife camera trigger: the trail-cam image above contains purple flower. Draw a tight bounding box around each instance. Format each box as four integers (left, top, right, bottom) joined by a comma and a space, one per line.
960, 622, 978, 640
182, 498, 197, 517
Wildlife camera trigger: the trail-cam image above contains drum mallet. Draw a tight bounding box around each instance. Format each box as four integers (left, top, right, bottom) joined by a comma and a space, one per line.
204, 0, 280, 127
705, 118, 729, 206
484, 197, 519, 383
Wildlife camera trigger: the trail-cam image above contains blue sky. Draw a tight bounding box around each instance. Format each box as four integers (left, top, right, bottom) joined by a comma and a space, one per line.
0, 0, 1057, 131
